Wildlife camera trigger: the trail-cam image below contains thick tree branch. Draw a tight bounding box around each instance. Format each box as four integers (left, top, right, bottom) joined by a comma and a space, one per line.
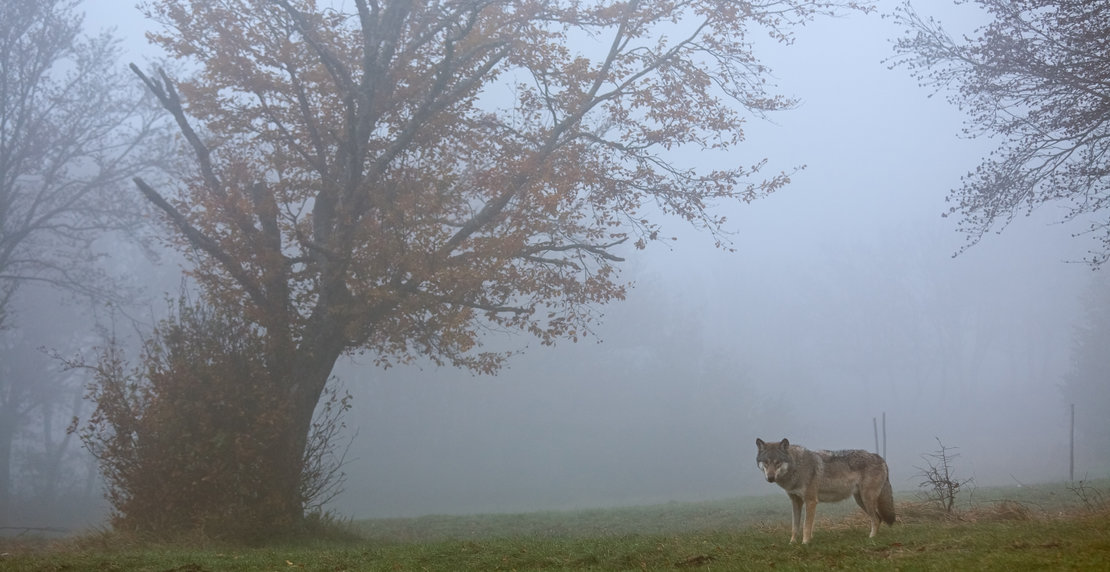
133, 176, 272, 313
129, 65, 223, 199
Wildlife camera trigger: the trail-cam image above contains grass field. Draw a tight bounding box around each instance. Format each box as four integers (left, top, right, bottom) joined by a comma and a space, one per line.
2, 480, 1108, 571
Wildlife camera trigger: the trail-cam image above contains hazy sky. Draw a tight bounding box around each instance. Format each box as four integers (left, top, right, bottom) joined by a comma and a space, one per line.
73, 1, 1105, 519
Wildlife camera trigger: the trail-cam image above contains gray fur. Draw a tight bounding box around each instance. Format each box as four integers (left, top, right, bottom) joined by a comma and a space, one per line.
756, 437, 896, 543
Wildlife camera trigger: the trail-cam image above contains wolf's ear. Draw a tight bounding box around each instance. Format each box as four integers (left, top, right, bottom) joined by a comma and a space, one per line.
756, 438, 765, 449
780, 438, 789, 447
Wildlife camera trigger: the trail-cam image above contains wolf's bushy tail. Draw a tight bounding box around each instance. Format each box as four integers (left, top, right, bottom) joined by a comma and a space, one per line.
879, 478, 896, 525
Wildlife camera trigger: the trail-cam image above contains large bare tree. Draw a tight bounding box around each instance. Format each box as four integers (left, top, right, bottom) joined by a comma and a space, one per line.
127, 0, 866, 528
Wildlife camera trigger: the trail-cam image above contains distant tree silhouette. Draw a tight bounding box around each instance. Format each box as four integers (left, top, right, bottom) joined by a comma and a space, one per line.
0, 0, 164, 526
1062, 275, 1110, 473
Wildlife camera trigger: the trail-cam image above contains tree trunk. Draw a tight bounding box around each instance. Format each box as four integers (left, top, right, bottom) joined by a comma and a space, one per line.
268, 335, 346, 529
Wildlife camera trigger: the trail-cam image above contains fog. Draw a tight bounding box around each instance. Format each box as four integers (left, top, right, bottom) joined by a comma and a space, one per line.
323, 4, 1101, 517
331, 182, 1093, 516
7, 1, 1103, 527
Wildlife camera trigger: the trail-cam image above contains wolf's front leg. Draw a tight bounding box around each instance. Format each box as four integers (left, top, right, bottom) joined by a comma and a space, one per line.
788, 494, 803, 543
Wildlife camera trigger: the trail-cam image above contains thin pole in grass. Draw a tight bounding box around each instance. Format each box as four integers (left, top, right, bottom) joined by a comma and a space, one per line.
1070, 404, 1075, 482
872, 413, 888, 458
873, 417, 879, 455
882, 412, 887, 460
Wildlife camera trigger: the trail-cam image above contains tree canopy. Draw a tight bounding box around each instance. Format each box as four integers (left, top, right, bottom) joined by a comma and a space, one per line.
891, 0, 1110, 265
135, 0, 864, 372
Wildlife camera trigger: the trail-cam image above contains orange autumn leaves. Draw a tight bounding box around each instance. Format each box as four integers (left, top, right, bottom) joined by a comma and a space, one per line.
136, 0, 843, 370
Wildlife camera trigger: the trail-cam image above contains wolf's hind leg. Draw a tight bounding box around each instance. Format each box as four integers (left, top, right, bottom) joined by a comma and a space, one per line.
856, 489, 880, 538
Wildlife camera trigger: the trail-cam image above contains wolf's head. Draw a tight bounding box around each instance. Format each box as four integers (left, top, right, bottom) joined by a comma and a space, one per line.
755, 438, 792, 483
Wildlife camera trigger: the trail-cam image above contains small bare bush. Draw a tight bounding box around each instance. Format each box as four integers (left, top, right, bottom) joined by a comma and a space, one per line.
915, 437, 973, 514
1066, 478, 1107, 512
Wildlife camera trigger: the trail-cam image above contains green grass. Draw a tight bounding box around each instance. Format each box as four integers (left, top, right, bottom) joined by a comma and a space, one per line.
3, 481, 1109, 571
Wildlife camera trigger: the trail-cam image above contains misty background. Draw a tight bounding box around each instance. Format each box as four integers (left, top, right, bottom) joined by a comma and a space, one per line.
3, 0, 1106, 529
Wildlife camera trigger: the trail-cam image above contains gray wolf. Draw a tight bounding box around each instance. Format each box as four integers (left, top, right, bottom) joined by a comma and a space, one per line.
755, 437, 895, 543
